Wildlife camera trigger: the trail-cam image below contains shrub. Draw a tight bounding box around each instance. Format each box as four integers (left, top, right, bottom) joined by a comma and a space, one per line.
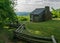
52, 15, 58, 18
20, 17, 28, 21
17, 16, 30, 21
7, 29, 14, 40
0, 40, 5, 43
52, 7, 60, 18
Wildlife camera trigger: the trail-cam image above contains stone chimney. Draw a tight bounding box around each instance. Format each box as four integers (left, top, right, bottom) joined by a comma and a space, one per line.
45, 6, 50, 12
45, 6, 51, 20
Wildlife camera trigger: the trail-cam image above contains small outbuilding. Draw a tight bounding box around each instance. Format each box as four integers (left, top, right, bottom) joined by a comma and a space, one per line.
30, 6, 52, 22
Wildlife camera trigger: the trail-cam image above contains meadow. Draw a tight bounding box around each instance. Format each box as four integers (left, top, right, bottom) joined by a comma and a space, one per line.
17, 16, 60, 43
0, 16, 60, 43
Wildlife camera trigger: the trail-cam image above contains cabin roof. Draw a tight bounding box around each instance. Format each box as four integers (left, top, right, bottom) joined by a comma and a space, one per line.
31, 8, 45, 15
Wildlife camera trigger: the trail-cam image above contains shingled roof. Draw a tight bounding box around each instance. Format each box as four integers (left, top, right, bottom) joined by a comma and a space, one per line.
31, 8, 45, 15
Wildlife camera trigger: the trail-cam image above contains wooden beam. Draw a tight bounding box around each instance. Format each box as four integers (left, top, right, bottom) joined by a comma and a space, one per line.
15, 24, 24, 32
51, 35, 57, 43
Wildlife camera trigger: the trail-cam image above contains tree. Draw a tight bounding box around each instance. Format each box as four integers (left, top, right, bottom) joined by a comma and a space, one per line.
0, 0, 17, 28
51, 7, 57, 18
51, 7, 60, 18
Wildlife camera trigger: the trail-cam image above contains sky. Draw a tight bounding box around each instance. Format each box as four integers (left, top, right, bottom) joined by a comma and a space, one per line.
14, 0, 60, 12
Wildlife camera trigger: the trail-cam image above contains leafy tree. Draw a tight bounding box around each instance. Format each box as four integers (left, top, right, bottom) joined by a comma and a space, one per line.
51, 7, 60, 18
0, 0, 17, 28
51, 7, 57, 18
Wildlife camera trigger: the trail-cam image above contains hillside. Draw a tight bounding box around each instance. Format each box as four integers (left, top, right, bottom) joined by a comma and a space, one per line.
16, 12, 30, 16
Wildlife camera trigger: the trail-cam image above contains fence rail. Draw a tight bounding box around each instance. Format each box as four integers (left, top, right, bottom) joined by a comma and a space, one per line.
13, 24, 57, 43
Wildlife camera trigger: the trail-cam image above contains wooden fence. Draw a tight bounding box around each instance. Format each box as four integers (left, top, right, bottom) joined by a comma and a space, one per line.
13, 24, 57, 43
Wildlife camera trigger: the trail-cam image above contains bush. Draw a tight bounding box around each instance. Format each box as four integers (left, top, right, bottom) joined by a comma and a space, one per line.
17, 16, 30, 21
20, 17, 28, 21
52, 8, 60, 18
7, 29, 14, 40
52, 15, 58, 18
0, 40, 5, 43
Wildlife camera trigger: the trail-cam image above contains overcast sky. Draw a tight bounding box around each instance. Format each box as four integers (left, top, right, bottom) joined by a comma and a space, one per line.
15, 0, 60, 12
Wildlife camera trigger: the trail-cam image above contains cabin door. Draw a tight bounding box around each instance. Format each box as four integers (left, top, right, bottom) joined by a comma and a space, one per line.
34, 16, 39, 22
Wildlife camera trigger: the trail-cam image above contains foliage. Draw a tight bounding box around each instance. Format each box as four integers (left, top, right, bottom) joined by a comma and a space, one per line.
0, 40, 5, 43
20, 17, 28, 21
7, 29, 14, 40
0, 0, 17, 28
0, 0, 17, 42
17, 16, 30, 21
51, 7, 60, 18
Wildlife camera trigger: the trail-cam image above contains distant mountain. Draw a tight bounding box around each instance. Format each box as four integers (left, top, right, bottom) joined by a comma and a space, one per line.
56, 9, 60, 11
16, 12, 30, 16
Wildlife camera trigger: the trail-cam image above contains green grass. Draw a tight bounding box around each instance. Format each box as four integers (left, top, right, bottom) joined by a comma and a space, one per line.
25, 20, 60, 43
0, 17, 60, 43
17, 15, 30, 21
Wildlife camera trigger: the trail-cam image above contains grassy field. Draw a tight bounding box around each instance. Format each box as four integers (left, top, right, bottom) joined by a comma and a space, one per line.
18, 16, 60, 43
0, 15, 60, 43
25, 20, 60, 43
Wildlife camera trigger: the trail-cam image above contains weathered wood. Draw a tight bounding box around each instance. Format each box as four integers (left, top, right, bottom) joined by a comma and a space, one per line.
15, 32, 52, 41
16, 35, 51, 43
15, 33, 51, 43
30, 6, 52, 22
51, 35, 57, 43
13, 24, 57, 43
15, 24, 25, 32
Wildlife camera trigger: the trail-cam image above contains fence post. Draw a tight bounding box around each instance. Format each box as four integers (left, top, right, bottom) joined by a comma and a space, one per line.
51, 35, 57, 43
